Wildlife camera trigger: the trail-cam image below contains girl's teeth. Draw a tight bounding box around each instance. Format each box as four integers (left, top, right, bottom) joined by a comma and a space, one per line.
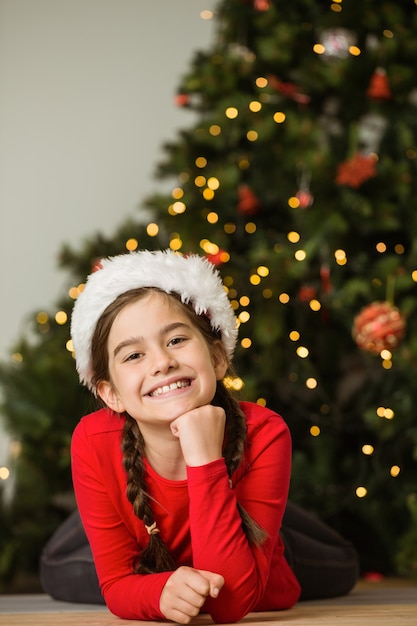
151, 380, 188, 397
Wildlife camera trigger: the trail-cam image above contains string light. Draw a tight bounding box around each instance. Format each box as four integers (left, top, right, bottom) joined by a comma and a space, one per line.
55, 311, 67, 325
273, 112, 286, 123
225, 107, 238, 119
0, 466, 10, 480
362, 444, 374, 455
126, 238, 138, 251
356, 486, 367, 498
310, 425, 320, 437
146, 223, 159, 237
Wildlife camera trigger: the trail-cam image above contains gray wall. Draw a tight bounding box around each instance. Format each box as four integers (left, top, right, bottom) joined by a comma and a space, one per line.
0, 0, 216, 466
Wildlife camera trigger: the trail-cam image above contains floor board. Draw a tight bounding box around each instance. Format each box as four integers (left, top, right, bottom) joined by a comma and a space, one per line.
1, 580, 416, 625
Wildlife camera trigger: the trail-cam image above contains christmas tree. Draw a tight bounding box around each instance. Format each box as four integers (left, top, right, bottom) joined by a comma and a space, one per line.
1, 0, 417, 588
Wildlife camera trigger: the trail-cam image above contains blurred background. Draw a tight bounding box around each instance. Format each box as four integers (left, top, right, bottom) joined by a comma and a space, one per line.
1, 0, 417, 594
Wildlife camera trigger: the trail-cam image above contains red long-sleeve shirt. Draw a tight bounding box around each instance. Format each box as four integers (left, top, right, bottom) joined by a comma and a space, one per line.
71, 401, 301, 622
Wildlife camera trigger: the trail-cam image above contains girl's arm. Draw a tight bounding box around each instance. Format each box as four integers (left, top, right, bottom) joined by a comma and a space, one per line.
71, 419, 172, 620
187, 407, 294, 623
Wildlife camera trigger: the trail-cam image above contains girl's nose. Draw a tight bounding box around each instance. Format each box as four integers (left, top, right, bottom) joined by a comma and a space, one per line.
150, 347, 177, 375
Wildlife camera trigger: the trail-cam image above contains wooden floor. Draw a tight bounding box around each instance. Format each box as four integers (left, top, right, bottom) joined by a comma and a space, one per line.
1, 579, 416, 625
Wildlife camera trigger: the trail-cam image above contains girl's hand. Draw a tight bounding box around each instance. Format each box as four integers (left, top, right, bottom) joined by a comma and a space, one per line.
160, 566, 224, 624
170, 405, 226, 467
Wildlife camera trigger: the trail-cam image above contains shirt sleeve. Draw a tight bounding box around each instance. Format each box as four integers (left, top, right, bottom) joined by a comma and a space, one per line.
71, 419, 171, 620
187, 409, 293, 623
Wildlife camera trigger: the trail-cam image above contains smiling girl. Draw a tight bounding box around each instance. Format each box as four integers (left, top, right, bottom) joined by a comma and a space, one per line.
44, 249, 358, 623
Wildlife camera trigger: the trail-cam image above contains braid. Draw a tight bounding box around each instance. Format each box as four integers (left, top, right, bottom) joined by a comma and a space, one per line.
214, 381, 268, 547
121, 414, 175, 574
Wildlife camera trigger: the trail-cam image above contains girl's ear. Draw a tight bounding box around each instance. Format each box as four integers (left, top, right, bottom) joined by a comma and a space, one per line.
97, 380, 126, 414
212, 341, 228, 381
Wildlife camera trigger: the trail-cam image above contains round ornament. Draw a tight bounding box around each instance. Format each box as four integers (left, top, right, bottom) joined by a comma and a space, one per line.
352, 301, 405, 354
318, 28, 357, 59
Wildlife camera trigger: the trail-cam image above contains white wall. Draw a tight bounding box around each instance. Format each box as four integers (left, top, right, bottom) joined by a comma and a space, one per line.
0, 0, 217, 470
0, 0, 217, 363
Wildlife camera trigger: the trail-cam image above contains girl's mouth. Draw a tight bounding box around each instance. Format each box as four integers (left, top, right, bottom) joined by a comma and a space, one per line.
148, 379, 191, 398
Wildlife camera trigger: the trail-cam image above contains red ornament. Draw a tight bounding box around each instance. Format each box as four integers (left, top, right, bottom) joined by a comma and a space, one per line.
367, 68, 392, 101
174, 93, 190, 107
91, 258, 103, 272
296, 189, 314, 209
352, 301, 405, 354
267, 75, 311, 105
336, 153, 377, 188
206, 249, 229, 267
297, 285, 317, 302
254, 0, 270, 9
237, 184, 261, 216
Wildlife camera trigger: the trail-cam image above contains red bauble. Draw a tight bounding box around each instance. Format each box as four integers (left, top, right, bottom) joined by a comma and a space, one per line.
297, 285, 317, 302
175, 93, 190, 107
206, 249, 229, 267
352, 301, 405, 354
367, 68, 392, 101
237, 184, 261, 216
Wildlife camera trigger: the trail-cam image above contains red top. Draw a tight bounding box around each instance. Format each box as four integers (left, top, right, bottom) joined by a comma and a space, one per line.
71, 401, 301, 622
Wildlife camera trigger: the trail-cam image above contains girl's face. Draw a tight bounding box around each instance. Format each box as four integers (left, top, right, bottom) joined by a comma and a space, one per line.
97, 291, 228, 430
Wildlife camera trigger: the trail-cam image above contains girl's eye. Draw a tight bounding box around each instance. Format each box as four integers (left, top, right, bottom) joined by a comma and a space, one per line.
168, 336, 187, 347
124, 352, 143, 362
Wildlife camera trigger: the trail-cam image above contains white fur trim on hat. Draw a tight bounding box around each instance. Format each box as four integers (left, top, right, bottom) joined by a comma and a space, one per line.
71, 249, 238, 392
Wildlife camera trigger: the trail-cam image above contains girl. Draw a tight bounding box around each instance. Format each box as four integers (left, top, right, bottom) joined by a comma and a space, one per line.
43, 249, 358, 623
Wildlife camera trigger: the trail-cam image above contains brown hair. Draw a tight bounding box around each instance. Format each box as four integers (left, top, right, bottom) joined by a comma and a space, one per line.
91, 287, 267, 574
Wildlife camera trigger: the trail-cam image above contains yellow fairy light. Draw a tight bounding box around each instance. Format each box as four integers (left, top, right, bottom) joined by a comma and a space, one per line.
12, 352, 23, 363
334, 249, 347, 264
0, 466, 10, 480
200, 9, 213, 19
224, 375, 244, 390
273, 112, 286, 124
376, 242, 386, 253
384, 408, 395, 420
306, 378, 317, 389
172, 201, 186, 214
256, 77, 268, 88
203, 188, 215, 200
412, 270, 417, 282
331, 3, 342, 12
310, 425, 320, 437
238, 311, 250, 323
383, 29, 394, 38
395, 244, 405, 254
362, 444, 374, 455
36, 312, 49, 324
224, 223, 236, 234
207, 177, 220, 190
279, 293, 290, 304
356, 486, 367, 498
256, 397, 267, 406
69, 286, 79, 299
296, 346, 309, 358
169, 237, 182, 251
390, 465, 401, 477
55, 311, 67, 325
288, 196, 300, 208
199, 239, 219, 255
246, 130, 258, 141
126, 238, 138, 251
209, 124, 221, 136
172, 187, 184, 199
257, 265, 269, 277
287, 231, 300, 243
295, 249, 307, 261
382, 360, 393, 370
349, 46, 361, 56
195, 157, 207, 168
195, 175, 206, 187
225, 107, 239, 119
241, 338, 252, 349
206, 212, 218, 224
289, 331, 300, 341
240, 296, 250, 306
245, 222, 257, 234
380, 349, 392, 360
313, 43, 325, 55
309, 299, 321, 312
146, 223, 159, 237
263, 289, 272, 299
250, 274, 261, 285
249, 101, 262, 112
66, 339, 74, 353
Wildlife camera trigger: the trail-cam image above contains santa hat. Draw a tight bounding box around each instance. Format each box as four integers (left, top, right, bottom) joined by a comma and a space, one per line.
71, 249, 238, 393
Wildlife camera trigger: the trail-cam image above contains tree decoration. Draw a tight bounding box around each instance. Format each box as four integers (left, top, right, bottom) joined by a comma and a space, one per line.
318, 28, 357, 59
296, 169, 314, 208
297, 285, 317, 302
336, 153, 377, 188
237, 184, 261, 216
352, 301, 406, 354
367, 68, 392, 101
358, 112, 387, 155
206, 249, 229, 267
174, 93, 190, 107
267, 75, 311, 105
254, 0, 270, 10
